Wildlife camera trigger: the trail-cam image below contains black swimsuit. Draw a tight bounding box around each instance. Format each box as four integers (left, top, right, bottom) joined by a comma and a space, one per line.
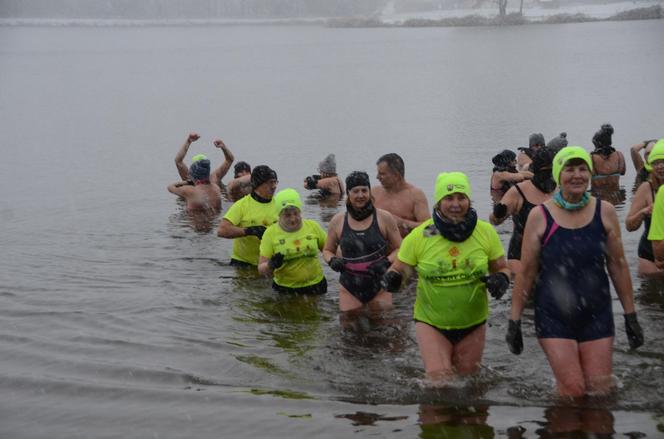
507, 184, 536, 260
339, 212, 389, 303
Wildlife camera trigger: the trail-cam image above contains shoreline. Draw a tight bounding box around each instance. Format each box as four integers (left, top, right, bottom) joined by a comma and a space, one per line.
0, 5, 661, 28
328, 5, 662, 28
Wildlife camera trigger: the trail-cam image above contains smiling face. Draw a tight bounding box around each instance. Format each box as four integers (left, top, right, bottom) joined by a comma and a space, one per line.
651, 159, 664, 182
348, 185, 371, 209
559, 159, 591, 196
279, 206, 302, 232
437, 193, 470, 223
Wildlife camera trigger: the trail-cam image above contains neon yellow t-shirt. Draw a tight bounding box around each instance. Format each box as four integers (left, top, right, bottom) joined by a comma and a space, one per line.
223, 195, 278, 265
260, 219, 326, 288
648, 185, 664, 241
398, 219, 504, 330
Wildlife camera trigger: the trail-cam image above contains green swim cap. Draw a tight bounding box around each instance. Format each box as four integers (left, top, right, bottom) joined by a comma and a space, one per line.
434, 172, 472, 203
274, 188, 302, 213
552, 146, 593, 185
191, 154, 208, 163
645, 139, 664, 172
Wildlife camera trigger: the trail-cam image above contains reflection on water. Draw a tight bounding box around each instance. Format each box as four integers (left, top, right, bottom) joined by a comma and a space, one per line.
591, 186, 627, 207
419, 405, 494, 439
305, 193, 344, 223
537, 406, 615, 438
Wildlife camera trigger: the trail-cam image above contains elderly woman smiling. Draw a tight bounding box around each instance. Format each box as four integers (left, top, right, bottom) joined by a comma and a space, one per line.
507, 146, 643, 398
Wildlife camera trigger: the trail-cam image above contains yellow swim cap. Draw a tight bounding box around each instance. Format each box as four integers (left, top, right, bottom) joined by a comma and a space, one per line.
191, 154, 208, 163
434, 172, 472, 203
645, 139, 664, 171
552, 146, 593, 185
274, 188, 302, 213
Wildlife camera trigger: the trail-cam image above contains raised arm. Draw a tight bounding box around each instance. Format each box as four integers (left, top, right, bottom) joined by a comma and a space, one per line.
210, 139, 234, 185
630, 141, 648, 172
175, 133, 200, 180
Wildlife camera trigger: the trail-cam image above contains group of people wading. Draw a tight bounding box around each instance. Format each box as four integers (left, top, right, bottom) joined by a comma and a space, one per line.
168, 128, 663, 399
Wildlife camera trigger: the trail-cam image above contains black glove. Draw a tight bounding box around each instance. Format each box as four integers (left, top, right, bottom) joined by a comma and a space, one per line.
624, 313, 644, 350
480, 272, 510, 299
381, 270, 403, 293
493, 202, 508, 219
244, 226, 266, 239
328, 256, 345, 273
268, 252, 284, 270
506, 319, 523, 355
305, 175, 321, 190
367, 258, 391, 278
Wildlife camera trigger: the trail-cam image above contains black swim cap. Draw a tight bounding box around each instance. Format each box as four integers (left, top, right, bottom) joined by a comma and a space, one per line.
345, 171, 371, 193
250, 165, 277, 189
234, 161, 251, 178
189, 159, 211, 182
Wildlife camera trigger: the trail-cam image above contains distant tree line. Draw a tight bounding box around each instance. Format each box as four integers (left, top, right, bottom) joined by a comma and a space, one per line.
0, 0, 390, 19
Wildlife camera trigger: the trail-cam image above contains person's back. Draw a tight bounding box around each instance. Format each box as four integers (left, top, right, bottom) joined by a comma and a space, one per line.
590, 124, 625, 192
373, 153, 429, 236
168, 159, 221, 213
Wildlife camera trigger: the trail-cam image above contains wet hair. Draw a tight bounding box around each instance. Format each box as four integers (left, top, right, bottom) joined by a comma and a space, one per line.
376, 153, 405, 178
592, 123, 614, 149
233, 161, 251, 178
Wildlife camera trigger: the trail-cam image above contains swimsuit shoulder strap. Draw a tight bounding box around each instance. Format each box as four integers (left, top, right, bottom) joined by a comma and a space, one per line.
540, 204, 559, 247
514, 183, 528, 202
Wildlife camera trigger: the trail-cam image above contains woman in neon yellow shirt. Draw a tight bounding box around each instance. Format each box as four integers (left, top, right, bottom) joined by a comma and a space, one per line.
258, 188, 327, 294
383, 172, 509, 383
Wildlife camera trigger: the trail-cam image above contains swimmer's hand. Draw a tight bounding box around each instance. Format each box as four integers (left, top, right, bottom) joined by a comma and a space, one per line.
328, 257, 345, 273
506, 319, 523, 355
480, 272, 510, 299
624, 313, 644, 350
187, 133, 200, 143
268, 252, 285, 270
493, 203, 508, 219
367, 258, 391, 278
381, 270, 403, 293
244, 226, 266, 239
305, 175, 321, 190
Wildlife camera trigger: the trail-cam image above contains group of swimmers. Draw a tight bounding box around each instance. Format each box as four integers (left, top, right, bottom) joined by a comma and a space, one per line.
168, 129, 658, 399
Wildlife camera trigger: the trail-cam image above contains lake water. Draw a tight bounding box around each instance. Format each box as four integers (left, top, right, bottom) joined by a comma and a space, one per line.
1, 20, 664, 438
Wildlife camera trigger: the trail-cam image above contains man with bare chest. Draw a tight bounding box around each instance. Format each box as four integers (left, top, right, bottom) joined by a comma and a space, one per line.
372, 153, 430, 237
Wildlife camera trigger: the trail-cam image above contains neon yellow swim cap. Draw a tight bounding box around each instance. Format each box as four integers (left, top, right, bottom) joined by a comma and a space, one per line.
274, 188, 302, 213
434, 172, 472, 203
552, 146, 593, 185
645, 139, 664, 171
191, 154, 208, 163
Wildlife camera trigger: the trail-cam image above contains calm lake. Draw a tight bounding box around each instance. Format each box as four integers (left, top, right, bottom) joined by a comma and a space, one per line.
1, 19, 664, 438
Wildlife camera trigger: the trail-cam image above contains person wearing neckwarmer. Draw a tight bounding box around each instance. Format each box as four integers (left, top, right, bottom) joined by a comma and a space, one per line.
490, 149, 533, 203
218, 165, 279, 267
322, 171, 402, 312
382, 172, 509, 384
507, 146, 642, 398
590, 124, 626, 196
490, 147, 557, 275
